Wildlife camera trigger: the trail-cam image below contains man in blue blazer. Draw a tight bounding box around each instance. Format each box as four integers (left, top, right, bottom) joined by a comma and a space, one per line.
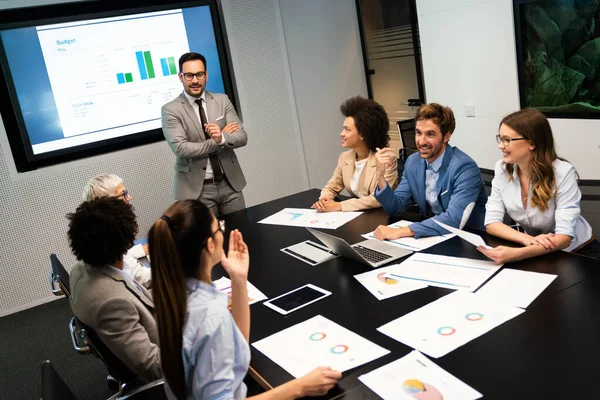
373, 103, 487, 239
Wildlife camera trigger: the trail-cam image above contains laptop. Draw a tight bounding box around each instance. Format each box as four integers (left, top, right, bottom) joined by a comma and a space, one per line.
307, 228, 413, 268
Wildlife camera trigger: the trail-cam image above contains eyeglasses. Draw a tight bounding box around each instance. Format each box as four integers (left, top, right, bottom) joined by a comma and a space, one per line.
181, 72, 206, 81
496, 135, 527, 147
114, 189, 130, 202
212, 220, 226, 237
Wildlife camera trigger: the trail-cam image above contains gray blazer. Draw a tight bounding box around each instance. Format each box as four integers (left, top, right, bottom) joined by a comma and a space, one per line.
161, 91, 248, 200
69, 262, 161, 381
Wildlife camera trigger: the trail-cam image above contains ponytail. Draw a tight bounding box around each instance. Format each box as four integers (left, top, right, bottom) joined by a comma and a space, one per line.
149, 217, 187, 399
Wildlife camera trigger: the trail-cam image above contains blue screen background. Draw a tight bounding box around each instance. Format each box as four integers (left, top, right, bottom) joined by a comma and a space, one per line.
0, 5, 225, 146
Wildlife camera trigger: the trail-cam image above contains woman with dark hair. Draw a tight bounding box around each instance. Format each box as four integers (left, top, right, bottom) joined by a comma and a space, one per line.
312, 96, 398, 212
149, 200, 341, 399
479, 108, 598, 264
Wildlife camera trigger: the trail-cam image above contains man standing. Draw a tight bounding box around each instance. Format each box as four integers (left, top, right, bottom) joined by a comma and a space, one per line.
162, 52, 247, 216
373, 103, 487, 240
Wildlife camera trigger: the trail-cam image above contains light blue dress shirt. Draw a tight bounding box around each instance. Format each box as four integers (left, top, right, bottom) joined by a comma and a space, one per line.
166, 278, 250, 400
424, 149, 446, 216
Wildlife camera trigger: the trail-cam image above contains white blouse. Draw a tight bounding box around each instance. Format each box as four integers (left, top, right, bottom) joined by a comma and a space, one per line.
485, 159, 592, 252
350, 158, 367, 194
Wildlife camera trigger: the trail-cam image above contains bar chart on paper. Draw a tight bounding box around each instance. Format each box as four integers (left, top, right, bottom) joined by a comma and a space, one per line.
36, 11, 190, 139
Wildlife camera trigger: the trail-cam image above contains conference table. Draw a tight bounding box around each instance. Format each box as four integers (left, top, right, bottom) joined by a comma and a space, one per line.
216, 189, 600, 400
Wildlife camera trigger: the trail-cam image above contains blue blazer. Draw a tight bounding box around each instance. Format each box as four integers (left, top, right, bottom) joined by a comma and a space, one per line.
375, 145, 487, 238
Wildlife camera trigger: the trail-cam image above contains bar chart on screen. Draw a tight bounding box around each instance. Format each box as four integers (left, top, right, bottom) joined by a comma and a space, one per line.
36, 10, 190, 139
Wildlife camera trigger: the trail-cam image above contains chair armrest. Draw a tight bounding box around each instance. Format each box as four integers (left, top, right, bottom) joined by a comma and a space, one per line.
69, 317, 91, 355
50, 272, 64, 296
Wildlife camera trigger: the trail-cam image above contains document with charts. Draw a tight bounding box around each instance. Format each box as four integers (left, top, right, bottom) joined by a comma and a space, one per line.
384, 253, 501, 292
252, 315, 389, 378
354, 266, 427, 301
362, 220, 455, 251
378, 291, 524, 358
213, 277, 267, 305
258, 208, 362, 229
359, 350, 482, 400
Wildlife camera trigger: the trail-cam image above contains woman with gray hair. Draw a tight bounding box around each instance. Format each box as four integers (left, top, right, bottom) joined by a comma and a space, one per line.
82, 173, 152, 288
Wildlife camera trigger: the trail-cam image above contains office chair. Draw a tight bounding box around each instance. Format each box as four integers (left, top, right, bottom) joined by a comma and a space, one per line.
49, 254, 125, 393
118, 379, 167, 399
74, 317, 142, 397
50, 253, 71, 298
397, 118, 418, 160
41, 360, 78, 400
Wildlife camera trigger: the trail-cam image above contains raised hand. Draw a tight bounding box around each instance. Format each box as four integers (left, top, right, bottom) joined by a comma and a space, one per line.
375, 147, 396, 178
220, 229, 249, 280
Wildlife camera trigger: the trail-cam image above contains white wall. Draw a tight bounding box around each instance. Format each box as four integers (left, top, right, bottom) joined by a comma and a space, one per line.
416, 0, 600, 179
0, 0, 365, 315
278, 0, 368, 189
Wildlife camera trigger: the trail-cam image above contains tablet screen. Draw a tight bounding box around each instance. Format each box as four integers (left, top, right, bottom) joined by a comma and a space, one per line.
269, 286, 328, 312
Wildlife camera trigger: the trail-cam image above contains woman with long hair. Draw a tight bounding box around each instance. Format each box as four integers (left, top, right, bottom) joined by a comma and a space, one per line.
479, 108, 598, 264
149, 200, 341, 399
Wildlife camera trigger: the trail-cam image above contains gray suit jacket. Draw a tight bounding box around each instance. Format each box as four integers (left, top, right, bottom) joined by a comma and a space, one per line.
161, 91, 248, 200
69, 262, 161, 381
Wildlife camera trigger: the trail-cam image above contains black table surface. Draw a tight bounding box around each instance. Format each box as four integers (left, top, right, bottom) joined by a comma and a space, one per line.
216, 189, 600, 400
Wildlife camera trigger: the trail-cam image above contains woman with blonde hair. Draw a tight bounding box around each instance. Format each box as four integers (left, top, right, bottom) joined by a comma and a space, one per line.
148, 200, 341, 399
479, 108, 598, 264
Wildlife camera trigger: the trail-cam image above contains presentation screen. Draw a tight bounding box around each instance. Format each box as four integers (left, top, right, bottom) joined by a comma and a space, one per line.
0, 0, 235, 171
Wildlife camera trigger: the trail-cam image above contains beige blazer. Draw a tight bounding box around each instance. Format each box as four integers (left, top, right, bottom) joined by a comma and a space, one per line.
69, 262, 161, 381
320, 150, 398, 211
161, 91, 248, 200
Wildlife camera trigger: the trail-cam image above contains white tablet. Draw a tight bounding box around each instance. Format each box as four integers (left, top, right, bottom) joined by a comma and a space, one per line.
263, 284, 331, 315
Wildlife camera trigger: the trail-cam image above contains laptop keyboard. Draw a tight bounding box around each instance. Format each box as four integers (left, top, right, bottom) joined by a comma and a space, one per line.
353, 245, 393, 263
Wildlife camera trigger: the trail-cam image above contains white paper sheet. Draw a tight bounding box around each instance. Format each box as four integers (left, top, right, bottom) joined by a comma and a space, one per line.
378, 291, 525, 358
354, 266, 427, 300
359, 350, 482, 400
213, 277, 267, 305
258, 208, 362, 229
384, 253, 501, 292
433, 220, 492, 249
475, 268, 557, 309
252, 315, 390, 378
362, 220, 456, 251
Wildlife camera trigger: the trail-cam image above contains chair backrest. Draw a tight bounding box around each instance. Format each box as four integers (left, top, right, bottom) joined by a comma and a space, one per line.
41, 360, 79, 400
397, 119, 417, 159
50, 254, 71, 298
75, 316, 138, 387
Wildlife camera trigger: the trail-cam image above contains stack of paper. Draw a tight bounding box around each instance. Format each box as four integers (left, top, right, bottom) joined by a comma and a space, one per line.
359, 350, 482, 400
252, 315, 389, 378
362, 220, 455, 251
378, 291, 524, 358
213, 276, 267, 305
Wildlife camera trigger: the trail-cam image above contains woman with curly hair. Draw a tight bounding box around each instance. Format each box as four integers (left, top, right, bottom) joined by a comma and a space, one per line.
312, 96, 398, 212
479, 108, 599, 264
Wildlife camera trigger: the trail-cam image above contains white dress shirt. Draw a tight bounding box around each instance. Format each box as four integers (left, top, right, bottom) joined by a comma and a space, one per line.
485, 159, 592, 252
183, 91, 226, 180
